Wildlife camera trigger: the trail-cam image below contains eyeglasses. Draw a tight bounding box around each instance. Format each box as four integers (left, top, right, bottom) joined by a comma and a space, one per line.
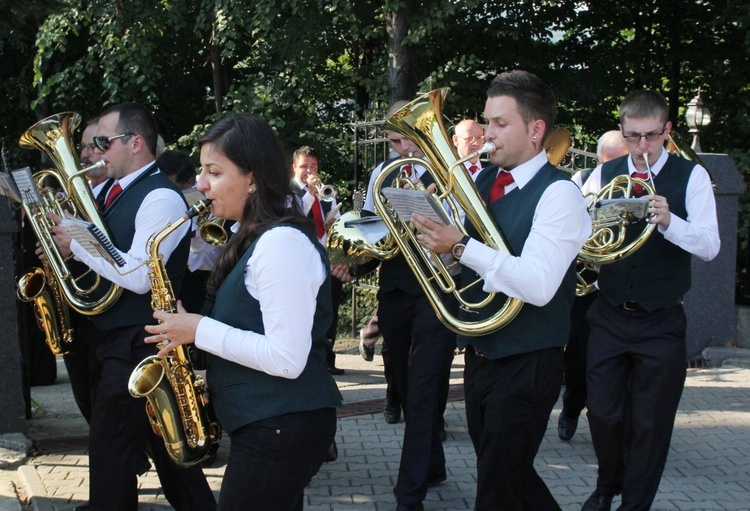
457, 135, 485, 144
77, 143, 97, 153
93, 132, 135, 152
621, 124, 667, 143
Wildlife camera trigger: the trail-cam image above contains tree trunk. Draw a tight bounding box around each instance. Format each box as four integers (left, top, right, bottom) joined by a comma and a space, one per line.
386, 2, 417, 105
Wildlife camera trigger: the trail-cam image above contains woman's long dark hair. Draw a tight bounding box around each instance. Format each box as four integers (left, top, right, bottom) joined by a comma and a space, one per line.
198, 113, 310, 293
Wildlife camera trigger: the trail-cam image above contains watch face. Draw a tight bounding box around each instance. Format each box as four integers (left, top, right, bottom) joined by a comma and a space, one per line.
452, 244, 466, 260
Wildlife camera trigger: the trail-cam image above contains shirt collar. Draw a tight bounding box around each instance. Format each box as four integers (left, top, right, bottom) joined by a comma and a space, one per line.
627, 147, 667, 176
502, 150, 549, 189
118, 160, 157, 189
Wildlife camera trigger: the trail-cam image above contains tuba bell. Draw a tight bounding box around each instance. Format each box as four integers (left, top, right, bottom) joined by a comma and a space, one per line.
371, 88, 523, 336
17, 112, 122, 315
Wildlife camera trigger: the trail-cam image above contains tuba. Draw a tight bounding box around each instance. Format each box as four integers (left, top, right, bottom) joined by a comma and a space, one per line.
371, 88, 523, 336
576, 154, 656, 295
128, 199, 221, 467
17, 112, 122, 315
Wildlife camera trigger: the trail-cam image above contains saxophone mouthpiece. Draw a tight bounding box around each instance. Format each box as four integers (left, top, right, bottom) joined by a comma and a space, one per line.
187, 198, 213, 219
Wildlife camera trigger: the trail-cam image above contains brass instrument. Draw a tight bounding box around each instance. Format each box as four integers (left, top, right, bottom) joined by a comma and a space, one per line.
17, 266, 73, 355
372, 88, 523, 336
667, 131, 716, 190
17, 112, 122, 315
309, 175, 337, 202
198, 214, 228, 246
544, 128, 572, 167
576, 153, 656, 296
128, 199, 221, 467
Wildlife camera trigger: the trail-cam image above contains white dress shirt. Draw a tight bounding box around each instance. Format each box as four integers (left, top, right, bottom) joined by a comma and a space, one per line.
70, 163, 190, 294
580, 148, 720, 261
459, 150, 592, 306
194, 225, 327, 379
292, 178, 341, 246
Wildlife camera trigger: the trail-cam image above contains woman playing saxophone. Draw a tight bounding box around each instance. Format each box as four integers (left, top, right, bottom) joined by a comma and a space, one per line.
144, 113, 342, 511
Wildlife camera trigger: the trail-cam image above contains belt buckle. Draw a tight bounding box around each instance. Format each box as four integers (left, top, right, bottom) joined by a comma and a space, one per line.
622, 301, 638, 312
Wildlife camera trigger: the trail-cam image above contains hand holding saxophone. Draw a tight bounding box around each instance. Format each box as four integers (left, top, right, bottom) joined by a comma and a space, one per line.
144, 300, 203, 357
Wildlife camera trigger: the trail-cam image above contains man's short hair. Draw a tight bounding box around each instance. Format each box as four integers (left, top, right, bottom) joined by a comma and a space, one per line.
619, 89, 669, 124
99, 102, 159, 155
487, 70, 557, 137
292, 145, 318, 164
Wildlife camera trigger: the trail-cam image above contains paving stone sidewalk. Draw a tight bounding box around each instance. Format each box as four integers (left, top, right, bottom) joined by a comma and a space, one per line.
4, 353, 750, 511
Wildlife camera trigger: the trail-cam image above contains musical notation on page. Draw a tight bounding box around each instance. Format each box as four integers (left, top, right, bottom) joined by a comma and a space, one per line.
60, 217, 126, 267
380, 187, 451, 225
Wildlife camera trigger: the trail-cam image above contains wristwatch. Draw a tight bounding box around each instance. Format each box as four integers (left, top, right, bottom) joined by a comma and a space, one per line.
451, 235, 471, 261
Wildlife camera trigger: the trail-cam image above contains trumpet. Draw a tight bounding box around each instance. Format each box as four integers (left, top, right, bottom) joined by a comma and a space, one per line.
308, 175, 337, 202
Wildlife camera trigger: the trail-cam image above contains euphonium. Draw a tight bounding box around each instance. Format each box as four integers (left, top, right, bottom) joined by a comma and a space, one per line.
576, 153, 656, 295
128, 199, 221, 467
18, 112, 122, 315
372, 88, 523, 336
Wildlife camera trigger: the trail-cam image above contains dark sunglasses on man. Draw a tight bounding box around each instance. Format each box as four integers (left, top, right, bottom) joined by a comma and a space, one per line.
93, 132, 135, 152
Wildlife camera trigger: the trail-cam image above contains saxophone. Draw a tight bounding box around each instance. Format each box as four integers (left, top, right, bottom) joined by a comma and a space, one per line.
127, 199, 221, 467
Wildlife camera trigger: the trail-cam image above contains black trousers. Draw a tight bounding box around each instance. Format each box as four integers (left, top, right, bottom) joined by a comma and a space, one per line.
464, 347, 563, 511
325, 276, 344, 367
561, 291, 598, 419
586, 297, 687, 511
63, 315, 103, 424
218, 408, 336, 511
88, 325, 216, 511
378, 290, 455, 507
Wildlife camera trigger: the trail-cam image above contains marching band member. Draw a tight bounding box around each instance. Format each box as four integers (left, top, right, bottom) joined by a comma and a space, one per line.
144, 113, 342, 511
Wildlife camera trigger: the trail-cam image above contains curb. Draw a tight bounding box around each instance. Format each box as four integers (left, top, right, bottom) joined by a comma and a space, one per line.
18, 465, 54, 511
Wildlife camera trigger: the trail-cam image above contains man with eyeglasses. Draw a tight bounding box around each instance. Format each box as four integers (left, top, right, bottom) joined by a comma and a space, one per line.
48, 102, 216, 511
579, 90, 720, 511
452, 119, 486, 181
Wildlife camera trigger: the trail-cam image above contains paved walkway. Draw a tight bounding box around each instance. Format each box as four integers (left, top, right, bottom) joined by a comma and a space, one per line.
3, 350, 750, 511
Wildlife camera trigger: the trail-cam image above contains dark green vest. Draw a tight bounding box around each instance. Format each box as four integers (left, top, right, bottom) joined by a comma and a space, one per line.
90, 167, 190, 332
376, 161, 436, 297
457, 163, 577, 359
598, 154, 693, 311
205, 224, 342, 434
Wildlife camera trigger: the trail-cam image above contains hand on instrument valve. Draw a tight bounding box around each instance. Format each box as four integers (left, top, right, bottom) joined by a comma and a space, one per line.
45, 212, 73, 258
644, 194, 671, 229
411, 212, 465, 255
144, 300, 203, 357
330, 263, 352, 283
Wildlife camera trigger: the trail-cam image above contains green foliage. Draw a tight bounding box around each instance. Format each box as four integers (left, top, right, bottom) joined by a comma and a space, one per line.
3, 0, 750, 300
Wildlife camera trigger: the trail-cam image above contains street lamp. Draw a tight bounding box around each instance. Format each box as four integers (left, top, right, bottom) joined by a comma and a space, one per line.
685, 90, 711, 152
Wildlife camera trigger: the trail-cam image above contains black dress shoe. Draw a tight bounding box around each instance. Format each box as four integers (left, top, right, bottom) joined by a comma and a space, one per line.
428, 473, 447, 487
324, 439, 338, 462
396, 503, 424, 511
74, 504, 90, 511
359, 333, 375, 361
383, 403, 401, 424
581, 490, 615, 511
327, 365, 345, 375
558, 414, 579, 441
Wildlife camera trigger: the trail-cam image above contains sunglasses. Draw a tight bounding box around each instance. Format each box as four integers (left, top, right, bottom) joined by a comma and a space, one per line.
93, 132, 135, 152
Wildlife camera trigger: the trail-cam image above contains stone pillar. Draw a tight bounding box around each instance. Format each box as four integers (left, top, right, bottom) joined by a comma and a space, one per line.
684, 154, 745, 358
0, 200, 26, 434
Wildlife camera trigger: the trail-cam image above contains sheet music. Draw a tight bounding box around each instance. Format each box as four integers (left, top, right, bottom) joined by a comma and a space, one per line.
60, 216, 126, 267
0, 172, 21, 203
11, 167, 40, 205
381, 187, 451, 225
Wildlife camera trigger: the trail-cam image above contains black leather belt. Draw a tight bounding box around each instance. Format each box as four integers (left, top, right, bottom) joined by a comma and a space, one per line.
617, 298, 683, 313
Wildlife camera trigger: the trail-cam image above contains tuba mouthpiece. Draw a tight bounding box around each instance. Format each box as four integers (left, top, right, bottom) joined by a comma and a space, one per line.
477, 141, 496, 155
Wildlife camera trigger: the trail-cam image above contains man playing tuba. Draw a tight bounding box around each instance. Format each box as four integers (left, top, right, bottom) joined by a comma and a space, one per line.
413, 70, 591, 511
